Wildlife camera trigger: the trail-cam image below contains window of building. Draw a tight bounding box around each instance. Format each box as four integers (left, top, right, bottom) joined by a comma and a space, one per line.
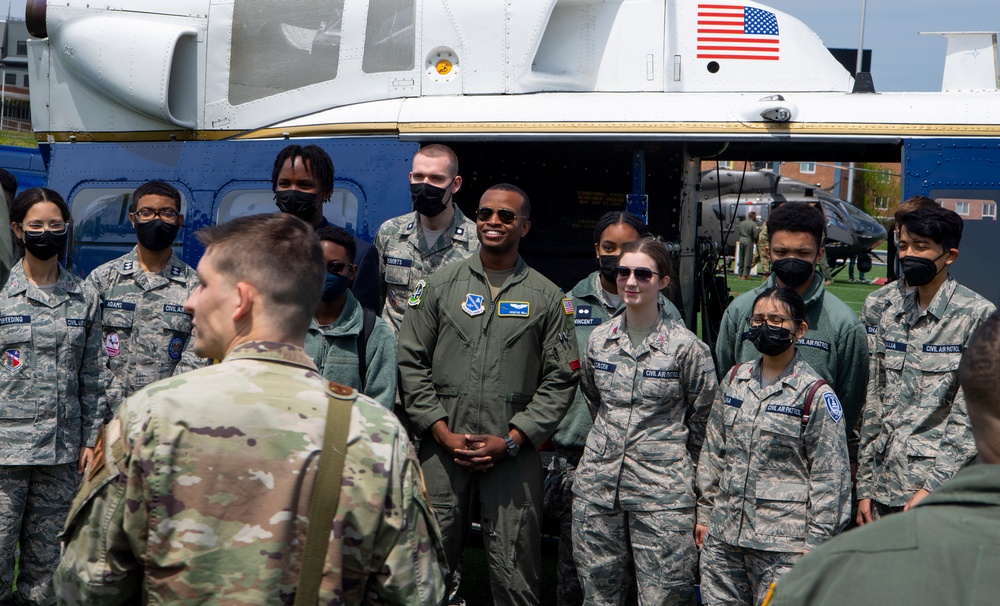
983, 202, 996, 219
22, 75, 28, 87
800, 162, 816, 174
16, 41, 26, 56
4, 74, 15, 86
718, 160, 734, 169
875, 197, 889, 210
876, 171, 890, 184
955, 201, 970, 216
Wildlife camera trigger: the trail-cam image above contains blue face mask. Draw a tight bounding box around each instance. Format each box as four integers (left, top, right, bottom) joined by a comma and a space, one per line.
321, 272, 351, 302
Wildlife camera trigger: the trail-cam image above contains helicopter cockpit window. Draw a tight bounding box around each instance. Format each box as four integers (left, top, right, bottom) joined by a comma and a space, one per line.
229, 0, 345, 105
363, 0, 415, 73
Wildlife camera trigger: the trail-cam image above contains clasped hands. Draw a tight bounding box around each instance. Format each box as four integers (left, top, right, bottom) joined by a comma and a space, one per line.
431, 420, 522, 472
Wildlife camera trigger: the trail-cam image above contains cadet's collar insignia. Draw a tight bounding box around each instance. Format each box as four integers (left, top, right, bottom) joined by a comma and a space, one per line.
122, 260, 134, 272
3, 348, 23, 372
824, 392, 844, 423
408, 280, 426, 307
562, 298, 574, 315
170, 265, 182, 277
462, 293, 485, 317
405, 221, 415, 231
105, 333, 121, 358
455, 227, 465, 236
168, 336, 184, 361
498, 301, 530, 317
8, 279, 17, 290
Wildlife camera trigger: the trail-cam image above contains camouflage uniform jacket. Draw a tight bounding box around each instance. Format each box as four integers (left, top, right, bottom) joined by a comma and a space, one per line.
554, 271, 682, 450
573, 311, 716, 512
697, 352, 852, 552
305, 290, 398, 409
0, 261, 103, 465
716, 272, 868, 440
398, 254, 579, 448
86, 247, 206, 415
55, 341, 447, 606
375, 209, 478, 332
857, 276, 995, 505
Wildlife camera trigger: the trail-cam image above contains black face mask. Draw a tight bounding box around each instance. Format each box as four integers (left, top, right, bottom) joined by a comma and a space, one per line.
135, 219, 180, 252
598, 255, 619, 283
410, 182, 451, 218
747, 322, 796, 357
771, 257, 815, 288
23, 230, 67, 261
900, 253, 946, 287
274, 190, 319, 222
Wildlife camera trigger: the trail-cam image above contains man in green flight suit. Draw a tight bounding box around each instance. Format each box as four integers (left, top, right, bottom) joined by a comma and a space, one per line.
398, 183, 580, 606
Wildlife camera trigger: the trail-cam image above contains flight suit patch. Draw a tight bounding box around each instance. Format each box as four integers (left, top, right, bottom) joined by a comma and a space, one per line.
498, 301, 530, 317
462, 294, 485, 317
408, 280, 426, 307
562, 298, 574, 315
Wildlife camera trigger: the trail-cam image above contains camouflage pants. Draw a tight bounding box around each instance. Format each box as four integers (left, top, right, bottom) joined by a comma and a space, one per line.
0, 464, 79, 606
699, 535, 801, 606
573, 499, 697, 606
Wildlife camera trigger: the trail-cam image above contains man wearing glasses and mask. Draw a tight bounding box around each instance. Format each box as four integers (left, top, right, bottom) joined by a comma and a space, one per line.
398, 183, 580, 605
375, 144, 479, 334
86, 180, 207, 417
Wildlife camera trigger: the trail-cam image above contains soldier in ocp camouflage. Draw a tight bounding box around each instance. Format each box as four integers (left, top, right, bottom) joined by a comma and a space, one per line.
87, 246, 205, 416
572, 311, 716, 606
0, 260, 103, 605
55, 342, 447, 605
756, 222, 770, 277
697, 352, 851, 606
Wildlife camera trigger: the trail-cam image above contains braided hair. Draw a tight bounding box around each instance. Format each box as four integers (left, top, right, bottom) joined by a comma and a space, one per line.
271, 144, 335, 202
593, 211, 649, 243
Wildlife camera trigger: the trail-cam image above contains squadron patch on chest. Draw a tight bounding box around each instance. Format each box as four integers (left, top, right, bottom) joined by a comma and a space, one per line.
462, 293, 485, 317
105, 333, 121, 358
3, 348, 23, 372
168, 336, 184, 361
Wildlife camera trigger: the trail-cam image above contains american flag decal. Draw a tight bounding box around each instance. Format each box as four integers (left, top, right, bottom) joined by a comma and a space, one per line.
697, 4, 779, 61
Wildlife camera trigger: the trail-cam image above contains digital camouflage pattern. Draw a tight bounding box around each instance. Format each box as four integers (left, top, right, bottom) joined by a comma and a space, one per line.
0, 261, 103, 465
0, 464, 79, 605
55, 341, 447, 605
305, 290, 397, 409
86, 247, 206, 416
698, 352, 852, 554
857, 276, 995, 505
397, 253, 579, 605
700, 533, 800, 606
571, 313, 714, 606
375, 209, 478, 332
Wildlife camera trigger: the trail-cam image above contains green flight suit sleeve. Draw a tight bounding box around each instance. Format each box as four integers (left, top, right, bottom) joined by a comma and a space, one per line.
508, 294, 580, 448
580, 332, 601, 419
696, 382, 728, 526
833, 318, 869, 439
397, 280, 448, 435
715, 305, 740, 381
363, 318, 398, 410
804, 385, 852, 550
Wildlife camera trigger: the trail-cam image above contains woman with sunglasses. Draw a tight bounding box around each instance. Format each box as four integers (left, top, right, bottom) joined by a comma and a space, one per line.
696, 287, 851, 606
572, 237, 717, 606
0, 188, 103, 605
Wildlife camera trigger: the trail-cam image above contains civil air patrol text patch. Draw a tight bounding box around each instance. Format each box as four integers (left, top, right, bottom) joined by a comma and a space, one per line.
643, 369, 680, 379
766, 404, 804, 417
796, 338, 831, 352
923, 344, 962, 354
163, 304, 187, 314
66, 319, 86, 327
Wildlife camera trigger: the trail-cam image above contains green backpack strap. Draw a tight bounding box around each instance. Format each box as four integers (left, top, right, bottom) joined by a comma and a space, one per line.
294, 382, 355, 606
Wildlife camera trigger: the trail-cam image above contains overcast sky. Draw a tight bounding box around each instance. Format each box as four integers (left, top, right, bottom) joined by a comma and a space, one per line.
758, 0, 1000, 91
6, 0, 997, 92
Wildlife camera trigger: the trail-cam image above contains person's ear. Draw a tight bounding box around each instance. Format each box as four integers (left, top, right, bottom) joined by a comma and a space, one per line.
233, 282, 255, 322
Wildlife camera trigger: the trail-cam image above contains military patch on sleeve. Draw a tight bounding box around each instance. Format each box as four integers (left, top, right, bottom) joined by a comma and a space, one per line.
823, 392, 844, 423
408, 280, 426, 307
562, 298, 574, 315
569, 359, 581, 371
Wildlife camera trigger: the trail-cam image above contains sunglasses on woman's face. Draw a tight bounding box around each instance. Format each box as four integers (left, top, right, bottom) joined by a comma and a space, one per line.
475, 207, 519, 225
615, 266, 659, 283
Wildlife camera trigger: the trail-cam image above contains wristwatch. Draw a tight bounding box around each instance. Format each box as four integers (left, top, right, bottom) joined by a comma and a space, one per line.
503, 434, 520, 458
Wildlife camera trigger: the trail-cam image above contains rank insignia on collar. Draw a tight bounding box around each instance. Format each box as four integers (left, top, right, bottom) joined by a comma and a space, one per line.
3, 348, 22, 372
562, 298, 574, 315
408, 280, 426, 307
455, 227, 464, 236
406, 221, 415, 230
122, 261, 134, 271
170, 265, 182, 277
462, 293, 485, 317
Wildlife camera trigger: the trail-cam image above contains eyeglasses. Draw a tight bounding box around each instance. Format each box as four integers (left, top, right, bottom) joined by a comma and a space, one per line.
750, 314, 794, 328
21, 221, 68, 236
133, 208, 181, 224
476, 207, 520, 225
614, 266, 659, 283
326, 261, 349, 274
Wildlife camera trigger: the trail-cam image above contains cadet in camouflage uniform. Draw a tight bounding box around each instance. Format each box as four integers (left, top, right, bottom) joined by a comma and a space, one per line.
306, 225, 397, 409
573, 238, 716, 606
548, 212, 681, 606
86, 181, 205, 417
55, 213, 447, 605
375, 144, 478, 333
857, 205, 995, 523
697, 287, 851, 606
398, 184, 579, 605
0, 188, 103, 606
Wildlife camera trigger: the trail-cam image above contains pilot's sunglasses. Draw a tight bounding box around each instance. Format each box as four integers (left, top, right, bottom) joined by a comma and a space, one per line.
476, 207, 519, 225
615, 266, 659, 283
